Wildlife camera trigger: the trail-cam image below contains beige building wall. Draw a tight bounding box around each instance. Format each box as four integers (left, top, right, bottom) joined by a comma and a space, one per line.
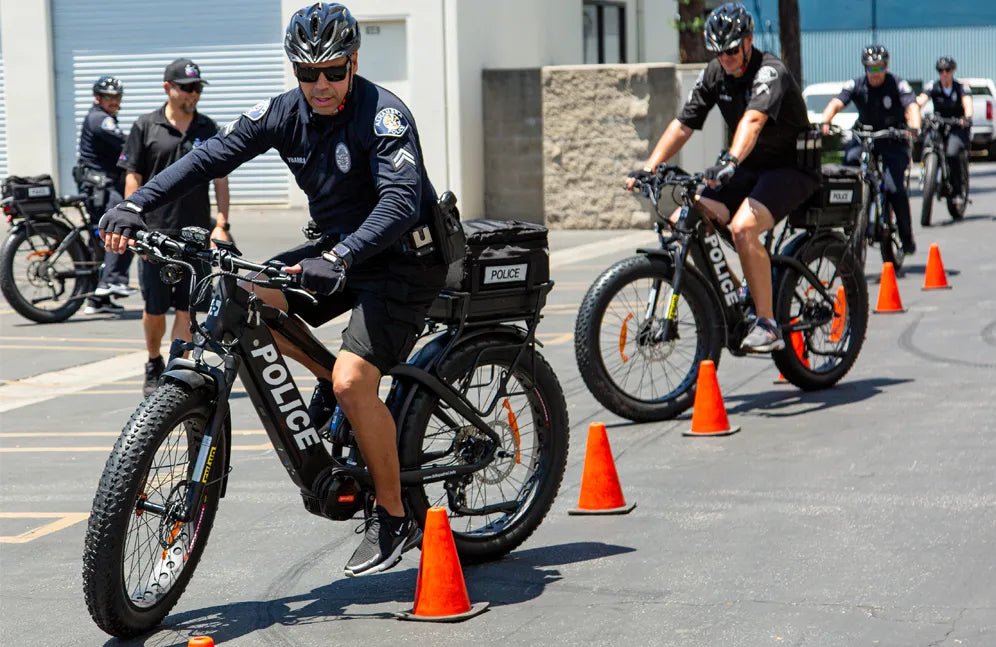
0, 0, 60, 186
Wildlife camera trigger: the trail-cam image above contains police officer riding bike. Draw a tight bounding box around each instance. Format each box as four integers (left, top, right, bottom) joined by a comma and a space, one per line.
75, 75, 134, 314
821, 45, 921, 256
97, 2, 475, 580
916, 56, 973, 224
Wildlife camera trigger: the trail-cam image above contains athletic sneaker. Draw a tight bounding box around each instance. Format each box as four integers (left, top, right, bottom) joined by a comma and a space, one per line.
84, 300, 125, 315
143, 356, 166, 397
344, 505, 422, 578
110, 283, 136, 297
307, 378, 337, 433
740, 318, 786, 353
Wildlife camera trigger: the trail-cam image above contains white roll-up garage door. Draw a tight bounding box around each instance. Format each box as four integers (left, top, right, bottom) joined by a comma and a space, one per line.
0, 34, 8, 180
52, 1, 288, 203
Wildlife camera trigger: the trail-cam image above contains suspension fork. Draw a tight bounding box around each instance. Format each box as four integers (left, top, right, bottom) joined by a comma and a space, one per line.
651, 210, 695, 343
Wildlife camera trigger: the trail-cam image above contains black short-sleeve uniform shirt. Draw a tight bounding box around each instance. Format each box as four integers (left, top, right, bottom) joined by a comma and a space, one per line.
835, 73, 916, 130
79, 105, 126, 179
677, 49, 810, 170
117, 106, 219, 234
126, 75, 437, 268
923, 79, 971, 118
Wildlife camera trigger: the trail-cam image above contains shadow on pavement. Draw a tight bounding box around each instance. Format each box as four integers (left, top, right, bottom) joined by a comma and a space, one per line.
103, 541, 634, 647
723, 376, 914, 418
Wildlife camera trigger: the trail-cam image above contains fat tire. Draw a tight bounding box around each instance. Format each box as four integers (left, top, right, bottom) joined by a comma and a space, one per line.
0, 222, 93, 323
399, 339, 568, 564
574, 255, 724, 422
82, 384, 223, 638
772, 234, 868, 391
920, 152, 938, 227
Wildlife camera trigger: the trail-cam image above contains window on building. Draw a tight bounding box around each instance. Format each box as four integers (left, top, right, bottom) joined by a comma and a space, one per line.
583, 1, 626, 64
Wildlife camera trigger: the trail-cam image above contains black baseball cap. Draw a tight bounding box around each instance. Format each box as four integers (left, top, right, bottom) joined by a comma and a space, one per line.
163, 58, 210, 85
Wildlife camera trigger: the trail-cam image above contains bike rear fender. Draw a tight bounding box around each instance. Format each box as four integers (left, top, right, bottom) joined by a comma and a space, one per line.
387, 325, 531, 444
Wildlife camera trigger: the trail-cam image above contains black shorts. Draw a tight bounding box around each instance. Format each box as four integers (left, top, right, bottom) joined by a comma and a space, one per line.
139, 257, 210, 316
700, 165, 820, 222
270, 240, 448, 374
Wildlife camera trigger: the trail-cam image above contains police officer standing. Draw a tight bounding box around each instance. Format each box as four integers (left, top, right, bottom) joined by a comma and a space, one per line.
116, 58, 231, 396
100, 3, 446, 577
916, 56, 973, 220
77, 76, 134, 315
625, 2, 818, 353
821, 45, 921, 254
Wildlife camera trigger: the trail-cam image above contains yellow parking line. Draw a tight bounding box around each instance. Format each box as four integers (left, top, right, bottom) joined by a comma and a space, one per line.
0, 512, 90, 544
0, 443, 273, 453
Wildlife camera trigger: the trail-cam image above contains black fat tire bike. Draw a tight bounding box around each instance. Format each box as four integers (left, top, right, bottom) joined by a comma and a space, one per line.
82, 228, 569, 638
0, 192, 108, 322
919, 114, 969, 226
574, 165, 869, 423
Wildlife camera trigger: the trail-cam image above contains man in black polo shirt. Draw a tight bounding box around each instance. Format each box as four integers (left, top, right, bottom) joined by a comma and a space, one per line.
117, 58, 231, 395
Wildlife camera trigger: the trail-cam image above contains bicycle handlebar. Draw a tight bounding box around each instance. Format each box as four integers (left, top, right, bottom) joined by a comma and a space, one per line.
851, 126, 914, 142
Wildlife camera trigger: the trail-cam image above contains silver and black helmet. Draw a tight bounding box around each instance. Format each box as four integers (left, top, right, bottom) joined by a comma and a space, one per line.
936, 56, 956, 71
92, 75, 123, 96
284, 3, 360, 64
861, 45, 889, 67
703, 2, 754, 53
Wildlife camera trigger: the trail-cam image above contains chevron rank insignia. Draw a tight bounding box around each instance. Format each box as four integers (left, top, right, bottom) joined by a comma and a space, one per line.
374, 107, 409, 137
391, 147, 416, 170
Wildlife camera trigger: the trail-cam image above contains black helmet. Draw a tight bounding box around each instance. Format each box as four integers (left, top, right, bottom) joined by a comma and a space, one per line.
703, 2, 754, 53
936, 56, 956, 71
861, 45, 889, 67
284, 3, 360, 64
92, 75, 123, 96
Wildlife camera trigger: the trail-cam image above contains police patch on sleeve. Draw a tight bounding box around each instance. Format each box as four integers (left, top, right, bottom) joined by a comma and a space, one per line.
755, 65, 779, 84
243, 98, 271, 122
100, 116, 118, 132
898, 80, 913, 94
373, 108, 409, 138
843, 79, 855, 91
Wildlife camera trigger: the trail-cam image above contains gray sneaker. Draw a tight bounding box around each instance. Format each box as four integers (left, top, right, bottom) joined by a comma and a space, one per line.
344, 505, 422, 578
740, 318, 785, 353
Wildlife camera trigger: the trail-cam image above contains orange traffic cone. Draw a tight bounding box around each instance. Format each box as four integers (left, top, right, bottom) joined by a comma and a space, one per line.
188, 638, 214, 647
775, 319, 811, 383
874, 262, 906, 313
685, 360, 740, 436
396, 507, 488, 622
922, 243, 951, 290
568, 422, 636, 515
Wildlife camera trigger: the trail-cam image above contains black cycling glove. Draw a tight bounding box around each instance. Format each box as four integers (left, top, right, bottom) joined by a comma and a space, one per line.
627, 168, 655, 185
704, 153, 738, 186
298, 257, 347, 296
98, 201, 146, 239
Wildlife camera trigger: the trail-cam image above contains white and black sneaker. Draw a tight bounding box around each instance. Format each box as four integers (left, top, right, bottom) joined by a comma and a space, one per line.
84, 300, 125, 315
343, 505, 422, 578
740, 318, 785, 353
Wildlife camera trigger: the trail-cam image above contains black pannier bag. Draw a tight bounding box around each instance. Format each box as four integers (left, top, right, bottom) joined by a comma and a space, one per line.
426, 218, 550, 323
2, 174, 60, 217
789, 164, 862, 229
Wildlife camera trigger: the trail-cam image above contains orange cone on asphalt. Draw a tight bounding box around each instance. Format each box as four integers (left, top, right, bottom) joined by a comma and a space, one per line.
684, 360, 740, 436
922, 243, 951, 290
874, 262, 906, 313
188, 638, 214, 647
776, 320, 811, 383
397, 507, 488, 622
568, 422, 636, 515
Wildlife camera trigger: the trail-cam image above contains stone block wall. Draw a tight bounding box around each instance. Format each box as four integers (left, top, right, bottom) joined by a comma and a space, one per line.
483, 63, 698, 228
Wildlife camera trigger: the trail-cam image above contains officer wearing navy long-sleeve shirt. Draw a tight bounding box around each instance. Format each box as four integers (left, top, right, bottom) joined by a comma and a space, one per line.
99, 2, 445, 577
77, 76, 135, 314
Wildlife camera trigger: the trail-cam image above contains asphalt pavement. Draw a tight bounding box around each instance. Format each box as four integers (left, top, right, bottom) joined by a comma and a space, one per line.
1, 162, 995, 647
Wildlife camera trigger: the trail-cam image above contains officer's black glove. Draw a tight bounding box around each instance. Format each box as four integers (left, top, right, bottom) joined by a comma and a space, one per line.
298, 257, 346, 296
98, 201, 146, 239
704, 153, 738, 186
627, 169, 655, 184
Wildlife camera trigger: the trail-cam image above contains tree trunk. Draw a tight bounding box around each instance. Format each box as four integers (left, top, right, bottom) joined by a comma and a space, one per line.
778, 0, 802, 86
678, 0, 709, 63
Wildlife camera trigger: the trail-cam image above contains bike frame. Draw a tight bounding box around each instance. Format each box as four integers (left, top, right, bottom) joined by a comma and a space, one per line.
636, 176, 838, 356
145, 244, 543, 524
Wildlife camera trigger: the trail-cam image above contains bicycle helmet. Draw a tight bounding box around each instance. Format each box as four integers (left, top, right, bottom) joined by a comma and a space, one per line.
861, 45, 889, 67
284, 3, 360, 64
703, 2, 754, 52
92, 76, 123, 96
936, 56, 956, 71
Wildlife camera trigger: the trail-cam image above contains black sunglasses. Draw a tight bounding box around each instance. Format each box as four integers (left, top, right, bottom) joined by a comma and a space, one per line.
173, 83, 204, 94
718, 45, 740, 57
938, 67, 954, 73
294, 63, 349, 83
